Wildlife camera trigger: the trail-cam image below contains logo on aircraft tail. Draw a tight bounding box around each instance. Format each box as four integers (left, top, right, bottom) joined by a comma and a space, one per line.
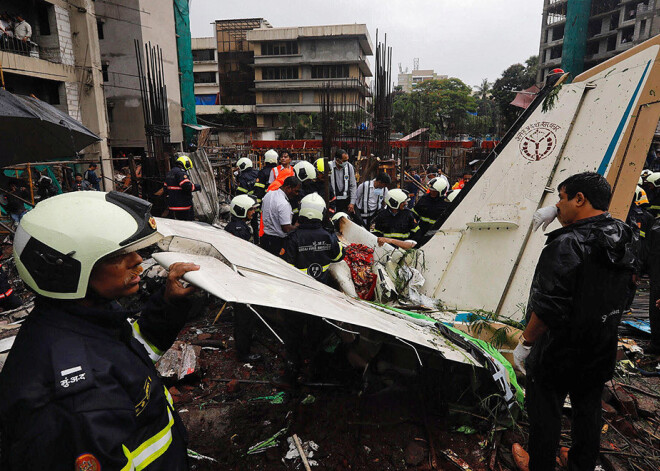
516, 122, 561, 161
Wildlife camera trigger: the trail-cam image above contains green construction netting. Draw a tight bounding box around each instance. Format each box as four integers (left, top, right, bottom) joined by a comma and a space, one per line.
371, 303, 525, 406
173, 0, 197, 146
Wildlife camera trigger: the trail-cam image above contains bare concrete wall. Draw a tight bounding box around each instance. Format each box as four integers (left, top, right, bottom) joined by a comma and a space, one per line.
96, 0, 183, 152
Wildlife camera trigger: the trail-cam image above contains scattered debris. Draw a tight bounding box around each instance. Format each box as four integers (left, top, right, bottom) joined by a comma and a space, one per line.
155, 342, 201, 380
247, 428, 288, 455
285, 434, 318, 469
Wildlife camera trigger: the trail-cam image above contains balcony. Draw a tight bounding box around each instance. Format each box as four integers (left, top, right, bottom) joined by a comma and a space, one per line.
254, 77, 371, 96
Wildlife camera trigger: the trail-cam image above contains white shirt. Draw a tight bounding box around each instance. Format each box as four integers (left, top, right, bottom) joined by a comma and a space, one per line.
356, 180, 388, 216
14, 20, 31, 41
261, 188, 292, 238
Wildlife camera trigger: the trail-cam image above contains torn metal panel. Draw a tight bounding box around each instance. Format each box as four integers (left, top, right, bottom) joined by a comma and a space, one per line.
185, 150, 219, 224
152, 250, 478, 367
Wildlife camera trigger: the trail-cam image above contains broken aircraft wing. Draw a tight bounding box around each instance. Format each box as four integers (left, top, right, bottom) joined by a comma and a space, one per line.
153, 218, 480, 367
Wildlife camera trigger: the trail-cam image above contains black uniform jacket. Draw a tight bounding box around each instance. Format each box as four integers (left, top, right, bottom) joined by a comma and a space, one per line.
412, 194, 451, 237
283, 221, 344, 284
236, 168, 259, 196
164, 165, 199, 211
225, 217, 253, 242
371, 208, 420, 241
253, 164, 277, 203
0, 291, 191, 470
525, 213, 637, 386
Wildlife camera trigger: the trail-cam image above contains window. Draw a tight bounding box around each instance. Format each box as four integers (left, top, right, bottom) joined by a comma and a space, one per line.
38, 4, 51, 36
192, 49, 215, 61
97, 20, 104, 40
101, 64, 109, 82
311, 65, 350, 79
262, 41, 298, 56
262, 91, 300, 104
193, 72, 217, 84
261, 67, 298, 80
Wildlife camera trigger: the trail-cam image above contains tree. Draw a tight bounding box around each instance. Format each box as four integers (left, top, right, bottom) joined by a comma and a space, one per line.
491, 55, 538, 133
392, 78, 477, 138
277, 113, 318, 139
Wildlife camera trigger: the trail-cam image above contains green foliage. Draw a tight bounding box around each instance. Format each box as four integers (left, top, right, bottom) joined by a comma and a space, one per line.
491, 55, 538, 132
204, 107, 256, 128
392, 77, 477, 138
277, 113, 319, 139
465, 309, 525, 350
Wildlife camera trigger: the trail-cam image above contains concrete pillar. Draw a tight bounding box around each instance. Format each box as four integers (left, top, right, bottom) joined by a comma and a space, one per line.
66, 0, 114, 191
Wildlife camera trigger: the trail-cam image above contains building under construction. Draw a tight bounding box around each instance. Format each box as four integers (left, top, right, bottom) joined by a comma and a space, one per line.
538, 0, 660, 81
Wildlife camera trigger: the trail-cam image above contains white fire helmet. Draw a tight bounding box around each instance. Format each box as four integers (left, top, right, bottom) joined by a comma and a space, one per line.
230, 194, 258, 218
299, 193, 326, 221
294, 161, 317, 182
237, 157, 253, 172
428, 177, 449, 196
13, 191, 162, 300
385, 188, 409, 210
264, 149, 279, 165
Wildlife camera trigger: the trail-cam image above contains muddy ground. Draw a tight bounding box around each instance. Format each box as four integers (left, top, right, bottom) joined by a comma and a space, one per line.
1, 250, 659, 471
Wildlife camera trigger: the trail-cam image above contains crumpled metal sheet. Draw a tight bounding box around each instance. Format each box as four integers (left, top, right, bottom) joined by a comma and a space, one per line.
153, 217, 480, 367
185, 150, 219, 224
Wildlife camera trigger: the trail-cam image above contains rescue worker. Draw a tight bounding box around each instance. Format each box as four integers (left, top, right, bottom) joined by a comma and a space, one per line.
274, 194, 344, 388
413, 176, 451, 242
254, 149, 279, 204
328, 149, 357, 215
261, 176, 301, 256
452, 170, 472, 190
311, 158, 337, 215
0, 191, 199, 470
356, 172, 390, 229
642, 171, 660, 216
291, 160, 316, 220
235, 157, 259, 196
371, 188, 420, 242
164, 154, 201, 221
268, 150, 294, 185
283, 193, 344, 285
512, 172, 636, 471
225, 194, 258, 243
225, 194, 262, 362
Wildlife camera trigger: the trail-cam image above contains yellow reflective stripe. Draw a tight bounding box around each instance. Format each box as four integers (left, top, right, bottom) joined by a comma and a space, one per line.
649, 205, 660, 210
411, 225, 420, 233
420, 216, 436, 224
163, 386, 174, 407
412, 208, 419, 217
120, 406, 174, 470
254, 182, 266, 188
640, 230, 646, 238
131, 321, 163, 363
237, 187, 248, 193
383, 232, 410, 238
298, 264, 330, 274
331, 243, 344, 262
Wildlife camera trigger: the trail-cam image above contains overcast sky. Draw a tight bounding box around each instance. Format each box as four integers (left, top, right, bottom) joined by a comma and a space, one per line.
189, 0, 545, 88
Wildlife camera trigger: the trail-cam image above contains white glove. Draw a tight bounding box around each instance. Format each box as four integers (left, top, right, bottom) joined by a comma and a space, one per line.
513, 340, 532, 375
532, 205, 558, 232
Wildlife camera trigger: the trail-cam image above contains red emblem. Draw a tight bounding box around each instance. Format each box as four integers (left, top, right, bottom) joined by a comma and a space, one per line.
75, 453, 101, 471
519, 128, 558, 161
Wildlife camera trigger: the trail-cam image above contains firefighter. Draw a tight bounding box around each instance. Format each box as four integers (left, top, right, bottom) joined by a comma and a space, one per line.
312, 158, 337, 215
0, 262, 20, 311
164, 154, 201, 221
413, 176, 451, 243
291, 160, 317, 220
371, 188, 420, 242
283, 193, 344, 285
274, 193, 344, 388
268, 150, 294, 186
0, 191, 199, 470
225, 194, 262, 362
235, 157, 259, 196
225, 194, 258, 243
254, 149, 279, 204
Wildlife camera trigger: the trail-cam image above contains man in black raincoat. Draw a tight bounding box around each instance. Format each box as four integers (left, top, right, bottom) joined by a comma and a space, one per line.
513, 172, 637, 471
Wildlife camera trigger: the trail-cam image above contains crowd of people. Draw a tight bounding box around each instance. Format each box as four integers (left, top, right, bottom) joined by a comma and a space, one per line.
0, 12, 33, 55
1, 145, 659, 469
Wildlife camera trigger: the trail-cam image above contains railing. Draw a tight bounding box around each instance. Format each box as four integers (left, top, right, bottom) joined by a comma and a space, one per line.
0, 35, 40, 59
638, 0, 655, 14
